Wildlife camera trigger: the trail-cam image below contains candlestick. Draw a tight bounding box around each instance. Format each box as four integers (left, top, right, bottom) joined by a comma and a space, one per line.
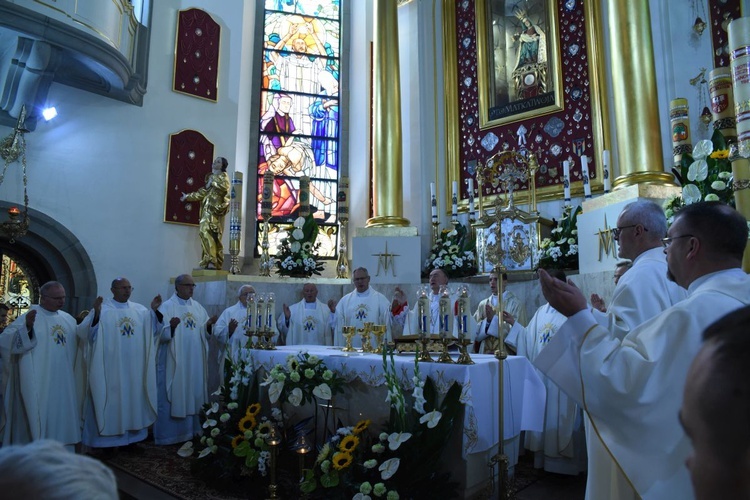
262, 171, 274, 218
451, 181, 458, 221
581, 155, 592, 198
602, 150, 611, 193
298, 176, 310, 217
266, 292, 275, 329
430, 182, 438, 221
438, 285, 452, 339
468, 178, 475, 218
338, 176, 349, 217
229, 172, 243, 274
563, 160, 571, 205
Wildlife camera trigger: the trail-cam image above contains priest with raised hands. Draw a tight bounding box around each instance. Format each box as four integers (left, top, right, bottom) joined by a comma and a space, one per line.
533, 201, 750, 500
154, 274, 218, 445
332, 267, 391, 348
278, 283, 335, 346
473, 272, 527, 353
80, 278, 162, 453
391, 268, 476, 338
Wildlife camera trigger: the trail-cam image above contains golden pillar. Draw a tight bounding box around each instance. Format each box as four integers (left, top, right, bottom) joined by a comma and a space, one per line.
608, 0, 677, 189
367, 0, 410, 227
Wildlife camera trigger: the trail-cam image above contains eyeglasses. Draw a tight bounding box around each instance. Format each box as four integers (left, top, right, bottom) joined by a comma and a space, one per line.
612, 225, 648, 239
661, 234, 694, 248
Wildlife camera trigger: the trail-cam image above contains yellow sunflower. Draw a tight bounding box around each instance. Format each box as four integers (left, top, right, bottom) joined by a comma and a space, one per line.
231, 434, 244, 449
332, 451, 353, 470
246, 403, 261, 417
338, 434, 360, 453
352, 419, 371, 435
710, 149, 730, 160
238, 414, 257, 432
255, 420, 273, 438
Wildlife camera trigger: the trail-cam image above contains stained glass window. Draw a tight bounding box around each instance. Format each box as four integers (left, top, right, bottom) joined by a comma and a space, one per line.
256, 0, 342, 258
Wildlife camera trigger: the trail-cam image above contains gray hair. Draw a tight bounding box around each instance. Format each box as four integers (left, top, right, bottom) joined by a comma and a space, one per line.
0, 440, 118, 499
40, 281, 64, 296
238, 284, 255, 297
621, 200, 668, 239
352, 267, 369, 278
174, 274, 192, 286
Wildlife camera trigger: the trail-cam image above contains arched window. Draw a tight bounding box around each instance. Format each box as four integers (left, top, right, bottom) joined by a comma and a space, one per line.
255, 0, 342, 259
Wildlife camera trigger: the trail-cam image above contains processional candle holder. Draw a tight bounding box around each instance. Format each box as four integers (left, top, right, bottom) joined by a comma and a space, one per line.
336, 218, 350, 279
436, 286, 455, 364
228, 172, 243, 274
416, 286, 434, 362
455, 285, 474, 365
259, 219, 272, 277
341, 325, 357, 352
260, 171, 273, 277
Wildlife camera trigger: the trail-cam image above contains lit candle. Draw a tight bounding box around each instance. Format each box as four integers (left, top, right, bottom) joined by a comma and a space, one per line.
262, 171, 274, 218
563, 161, 571, 205
246, 293, 256, 336
602, 150, 611, 193
438, 287, 451, 339
581, 155, 592, 198
468, 178, 475, 219
7, 206, 20, 216
430, 182, 438, 221
266, 292, 275, 329
451, 181, 458, 220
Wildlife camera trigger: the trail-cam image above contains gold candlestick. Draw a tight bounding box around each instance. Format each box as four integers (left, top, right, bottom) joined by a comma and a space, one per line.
265, 426, 282, 500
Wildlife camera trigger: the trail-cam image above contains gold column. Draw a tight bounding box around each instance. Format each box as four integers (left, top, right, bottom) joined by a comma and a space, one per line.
367, 0, 410, 227
608, 0, 677, 189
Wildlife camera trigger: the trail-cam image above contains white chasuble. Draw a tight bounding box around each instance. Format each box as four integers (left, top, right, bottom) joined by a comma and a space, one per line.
158, 294, 210, 418
85, 299, 158, 437
0, 306, 83, 446
334, 288, 391, 348
280, 300, 332, 346
534, 269, 750, 500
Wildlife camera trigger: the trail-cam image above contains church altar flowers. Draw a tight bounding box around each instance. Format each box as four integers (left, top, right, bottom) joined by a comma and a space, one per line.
260, 351, 344, 408
275, 214, 325, 277
423, 222, 477, 278
299, 348, 461, 499
538, 205, 582, 270
667, 129, 735, 222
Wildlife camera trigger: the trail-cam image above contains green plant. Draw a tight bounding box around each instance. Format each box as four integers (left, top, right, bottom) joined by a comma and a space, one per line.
538, 205, 581, 270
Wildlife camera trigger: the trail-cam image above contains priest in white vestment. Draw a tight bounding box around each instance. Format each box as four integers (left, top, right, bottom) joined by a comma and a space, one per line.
278, 283, 334, 346
474, 272, 527, 353
0, 282, 84, 449
534, 202, 750, 500
586, 200, 688, 500
80, 278, 162, 450
333, 267, 392, 348
505, 270, 586, 475
391, 269, 477, 338
215, 284, 256, 379
154, 274, 217, 445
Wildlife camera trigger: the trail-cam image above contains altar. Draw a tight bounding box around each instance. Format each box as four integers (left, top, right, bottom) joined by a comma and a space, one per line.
246, 345, 546, 498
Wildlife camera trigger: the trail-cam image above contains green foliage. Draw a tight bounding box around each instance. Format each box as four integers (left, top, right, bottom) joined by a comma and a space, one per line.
423, 222, 477, 278
275, 214, 325, 277
538, 205, 581, 270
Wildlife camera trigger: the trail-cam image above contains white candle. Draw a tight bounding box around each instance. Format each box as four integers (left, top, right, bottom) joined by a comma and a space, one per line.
468, 178, 475, 218
451, 181, 458, 220
581, 155, 592, 198
430, 182, 438, 220
602, 150, 611, 193
563, 160, 571, 204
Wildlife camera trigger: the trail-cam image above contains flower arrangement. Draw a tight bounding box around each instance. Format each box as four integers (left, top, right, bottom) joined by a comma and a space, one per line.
538, 205, 582, 270
260, 351, 344, 408
666, 129, 735, 223
177, 348, 281, 487
276, 214, 325, 277
299, 349, 461, 499
423, 222, 477, 278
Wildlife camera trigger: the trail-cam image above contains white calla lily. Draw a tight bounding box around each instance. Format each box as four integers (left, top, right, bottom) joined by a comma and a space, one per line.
379, 457, 401, 480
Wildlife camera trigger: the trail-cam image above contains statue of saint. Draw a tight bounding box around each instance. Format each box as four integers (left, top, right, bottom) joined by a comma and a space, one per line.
181, 157, 231, 269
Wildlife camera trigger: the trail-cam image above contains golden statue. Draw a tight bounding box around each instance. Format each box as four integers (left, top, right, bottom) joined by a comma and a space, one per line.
181, 157, 231, 269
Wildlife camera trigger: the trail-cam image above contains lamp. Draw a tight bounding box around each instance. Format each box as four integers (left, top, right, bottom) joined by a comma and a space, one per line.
265, 425, 282, 500
0, 105, 30, 243
293, 434, 312, 482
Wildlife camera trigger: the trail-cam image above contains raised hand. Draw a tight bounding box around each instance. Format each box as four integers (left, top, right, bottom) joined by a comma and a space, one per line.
228, 318, 238, 334
327, 299, 337, 314
539, 269, 587, 317
92, 296, 104, 314
283, 303, 291, 320
25, 309, 37, 330
590, 293, 606, 313
151, 294, 163, 311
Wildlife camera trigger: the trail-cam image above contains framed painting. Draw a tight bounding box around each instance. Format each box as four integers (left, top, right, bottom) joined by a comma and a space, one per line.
444, 0, 610, 207
477, 0, 563, 127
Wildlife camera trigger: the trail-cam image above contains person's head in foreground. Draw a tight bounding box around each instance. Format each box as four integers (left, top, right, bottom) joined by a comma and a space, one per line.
0, 439, 119, 499
680, 305, 750, 500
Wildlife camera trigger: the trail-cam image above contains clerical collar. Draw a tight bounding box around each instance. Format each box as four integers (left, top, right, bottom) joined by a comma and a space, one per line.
355, 288, 371, 298
111, 299, 130, 308
174, 294, 192, 305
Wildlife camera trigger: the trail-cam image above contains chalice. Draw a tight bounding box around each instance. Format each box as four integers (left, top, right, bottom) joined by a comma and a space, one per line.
371, 324, 387, 354
342, 326, 357, 352
359, 322, 374, 353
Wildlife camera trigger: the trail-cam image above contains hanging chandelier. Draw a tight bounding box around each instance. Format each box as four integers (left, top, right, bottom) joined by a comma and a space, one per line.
0, 105, 30, 243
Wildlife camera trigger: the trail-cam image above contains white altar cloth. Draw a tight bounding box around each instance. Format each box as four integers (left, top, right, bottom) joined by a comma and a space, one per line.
246, 346, 545, 459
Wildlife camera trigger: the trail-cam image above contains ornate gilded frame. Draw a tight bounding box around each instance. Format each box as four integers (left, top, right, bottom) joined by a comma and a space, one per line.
443, 0, 610, 206
476, 0, 563, 128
